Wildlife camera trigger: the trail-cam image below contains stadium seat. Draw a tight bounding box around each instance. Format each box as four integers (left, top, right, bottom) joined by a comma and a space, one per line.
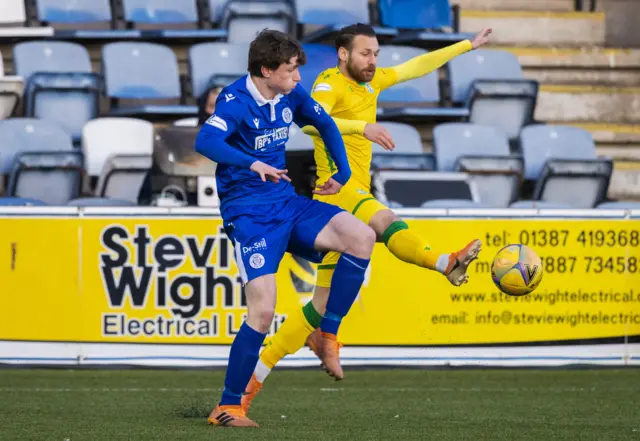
296, 0, 397, 43
13, 41, 99, 142
82, 118, 153, 203
0, 197, 47, 206
596, 201, 640, 210
380, 0, 474, 50
209, 0, 227, 24
0, 0, 27, 26
372, 170, 478, 207
420, 199, 487, 208
0, 119, 81, 204
371, 122, 435, 171
67, 197, 137, 206
434, 123, 524, 207
173, 117, 198, 127
102, 42, 196, 118
222, 1, 294, 43
189, 42, 250, 98
121, 0, 226, 40
0, 51, 24, 120
448, 49, 538, 142
509, 200, 573, 209
520, 125, 613, 208
298, 44, 336, 92
35, 0, 113, 27
376, 45, 468, 123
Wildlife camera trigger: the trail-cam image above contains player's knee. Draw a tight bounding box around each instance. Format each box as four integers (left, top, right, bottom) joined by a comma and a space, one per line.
346, 226, 375, 257
248, 305, 275, 334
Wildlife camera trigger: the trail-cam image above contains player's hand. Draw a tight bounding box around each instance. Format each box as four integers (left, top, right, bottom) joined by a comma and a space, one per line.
471, 28, 492, 49
364, 123, 395, 151
313, 177, 343, 195
250, 161, 291, 184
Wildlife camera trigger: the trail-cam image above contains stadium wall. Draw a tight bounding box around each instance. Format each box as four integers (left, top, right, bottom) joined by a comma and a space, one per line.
1, 207, 639, 367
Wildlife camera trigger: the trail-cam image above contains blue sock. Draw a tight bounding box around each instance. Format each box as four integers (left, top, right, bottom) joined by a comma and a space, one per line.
219, 322, 266, 406
320, 253, 370, 336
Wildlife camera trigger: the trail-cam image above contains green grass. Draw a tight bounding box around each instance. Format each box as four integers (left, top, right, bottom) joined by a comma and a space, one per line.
0, 368, 638, 440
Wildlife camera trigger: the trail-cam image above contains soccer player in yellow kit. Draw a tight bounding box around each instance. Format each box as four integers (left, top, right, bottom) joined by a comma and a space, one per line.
242, 24, 493, 411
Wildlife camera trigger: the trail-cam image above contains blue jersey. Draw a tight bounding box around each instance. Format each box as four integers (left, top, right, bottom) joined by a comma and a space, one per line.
195, 75, 351, 213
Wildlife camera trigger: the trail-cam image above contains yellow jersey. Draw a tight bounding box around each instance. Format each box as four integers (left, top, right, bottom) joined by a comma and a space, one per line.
303, 40, 473, 190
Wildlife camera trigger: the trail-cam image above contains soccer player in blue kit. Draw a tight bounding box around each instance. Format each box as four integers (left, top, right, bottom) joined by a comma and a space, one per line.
194, 30, 376, 428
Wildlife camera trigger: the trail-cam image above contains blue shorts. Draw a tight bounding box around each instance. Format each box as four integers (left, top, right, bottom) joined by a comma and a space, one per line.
222, 195, 344, 284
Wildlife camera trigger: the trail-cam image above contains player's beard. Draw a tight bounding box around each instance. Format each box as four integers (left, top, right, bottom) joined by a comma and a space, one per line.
347, 58, 376, 83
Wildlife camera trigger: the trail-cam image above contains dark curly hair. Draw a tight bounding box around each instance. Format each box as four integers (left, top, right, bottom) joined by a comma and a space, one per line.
248, 29, 307, 77
335, 23, 377, 52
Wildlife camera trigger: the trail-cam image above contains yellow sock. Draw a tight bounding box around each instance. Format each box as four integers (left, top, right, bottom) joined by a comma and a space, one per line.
259, 302, 320, 369
384, 221, 443, 271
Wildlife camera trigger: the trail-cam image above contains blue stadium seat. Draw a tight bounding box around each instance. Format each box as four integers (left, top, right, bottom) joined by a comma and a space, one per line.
448, 49, 525, 104
102, 42, 196, 119
371, 122, 435, 171
380, 0, 474, 50
189, 42, 250, 98
35, 0, 144, 40
434, 123, 523, 207
0, 197, 47, 206
509, 200, 573, 209
376, 45, 468, 123
448, 49, 537, 141
0, 119, 81, 205
67, 197, 137, 206
222, 1, 294, 43
36, 0, 112, 25
421, 199, 487, 208
298, 44, 336, 92
596, 201, 640, 209
123, 0, 198, 25
520, 125, 613, 208
14, 41, 99, 143
296, 0, 397, 43
209, 0, 227, 24
121, 0, 226, 40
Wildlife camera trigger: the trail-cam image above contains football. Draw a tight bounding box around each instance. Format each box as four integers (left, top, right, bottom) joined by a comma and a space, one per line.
491, 244, 543, 296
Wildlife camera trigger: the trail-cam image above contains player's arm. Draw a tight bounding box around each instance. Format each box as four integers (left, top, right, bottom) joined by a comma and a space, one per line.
380, 28, 492, 90
195, 99, 289, 183
300, 91, 367, 137
291, 85, 351, 190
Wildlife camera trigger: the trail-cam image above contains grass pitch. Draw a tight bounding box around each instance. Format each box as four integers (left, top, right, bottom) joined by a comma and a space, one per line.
0, 368, 638, 440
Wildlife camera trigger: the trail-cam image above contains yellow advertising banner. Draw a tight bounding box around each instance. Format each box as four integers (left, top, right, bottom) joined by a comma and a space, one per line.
1, 215, 639, 346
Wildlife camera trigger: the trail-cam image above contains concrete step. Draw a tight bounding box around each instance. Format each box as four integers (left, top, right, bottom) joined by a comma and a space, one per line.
535, 85, 640, 124
501, 47, 640, 86
453, 0, 575, 11
461, 11, 605, 47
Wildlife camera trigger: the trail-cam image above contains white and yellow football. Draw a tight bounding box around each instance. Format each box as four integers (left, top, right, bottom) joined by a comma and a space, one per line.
491, 244, 543, 296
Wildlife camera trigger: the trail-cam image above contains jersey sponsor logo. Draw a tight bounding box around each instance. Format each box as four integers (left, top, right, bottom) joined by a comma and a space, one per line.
253, 118, 260, 129
249, 253, 265, 269
282, 107, 293, 123
365, 83, 374, 93
224, 93, 236, 102
312, 82, 332, 93
314, 103, 322, 115
254, 127, 289, 150
205, 115, 228, 131
242, 238, 267, 255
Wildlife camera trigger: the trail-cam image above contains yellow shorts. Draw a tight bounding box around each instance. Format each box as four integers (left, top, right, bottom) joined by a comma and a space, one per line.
312, 180, 388, 288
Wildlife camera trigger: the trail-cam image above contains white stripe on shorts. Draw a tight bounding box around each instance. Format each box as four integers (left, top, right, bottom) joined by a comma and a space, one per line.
234, 241, 248, 284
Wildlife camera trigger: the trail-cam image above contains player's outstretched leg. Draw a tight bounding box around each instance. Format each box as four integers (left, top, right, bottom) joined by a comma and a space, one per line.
209, 275, 274, 428
372, 210, 482, 286
314, 212, 375, 380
